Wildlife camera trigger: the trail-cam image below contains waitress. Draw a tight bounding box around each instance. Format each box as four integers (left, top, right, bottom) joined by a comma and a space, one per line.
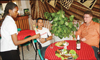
0, 2, 40, 60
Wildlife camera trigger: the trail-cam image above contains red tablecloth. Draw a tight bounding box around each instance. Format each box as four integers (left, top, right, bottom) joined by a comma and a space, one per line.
44, 40, 96, 60
17, 30, 36, 40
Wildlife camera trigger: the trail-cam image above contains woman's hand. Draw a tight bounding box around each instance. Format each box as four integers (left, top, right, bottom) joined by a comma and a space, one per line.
11, 33, 40, 46
32, 33, 40, 39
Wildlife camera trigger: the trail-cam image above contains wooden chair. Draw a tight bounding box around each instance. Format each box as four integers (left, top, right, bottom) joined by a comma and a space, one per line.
15, 16, 30, 30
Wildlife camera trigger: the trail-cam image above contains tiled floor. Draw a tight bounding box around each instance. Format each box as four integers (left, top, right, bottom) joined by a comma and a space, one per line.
0, 45, 40, 60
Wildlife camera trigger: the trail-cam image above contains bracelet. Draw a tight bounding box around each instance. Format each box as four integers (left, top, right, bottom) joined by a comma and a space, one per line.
45, 38, 47, 41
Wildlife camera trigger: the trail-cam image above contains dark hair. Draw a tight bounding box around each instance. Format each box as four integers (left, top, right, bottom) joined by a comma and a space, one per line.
2, 2, 18, 19
0, 2, 18, 27
36, 18, 43, 23
84, 10, 93, 16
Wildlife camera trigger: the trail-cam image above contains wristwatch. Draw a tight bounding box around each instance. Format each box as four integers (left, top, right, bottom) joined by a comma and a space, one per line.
45, 38, 47, 41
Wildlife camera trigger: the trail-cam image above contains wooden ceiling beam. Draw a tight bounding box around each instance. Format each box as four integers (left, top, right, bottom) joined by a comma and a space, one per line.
71, 4, 85, 12
38, 1, 42, 18
72, 3, 100, 19
41, 1, 46, 18
34, 0, 38, 19
44, 1, 51, 13
69, 7, 84, 17
92, 7, 100, 12
94, 3, 100, 9
96, 0, 100, 4
45, 2, 53, 13
42, 2, 49, 13
30, 2, 35, 19
30, 0, 36, 19
56, 2, 80, 20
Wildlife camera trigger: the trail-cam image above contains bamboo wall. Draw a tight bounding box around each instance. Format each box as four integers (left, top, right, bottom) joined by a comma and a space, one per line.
15, 16, 30, 30
29, 19, 52, 31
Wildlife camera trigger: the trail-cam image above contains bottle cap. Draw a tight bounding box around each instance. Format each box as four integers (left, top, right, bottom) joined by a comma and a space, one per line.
77, 35, 80, 40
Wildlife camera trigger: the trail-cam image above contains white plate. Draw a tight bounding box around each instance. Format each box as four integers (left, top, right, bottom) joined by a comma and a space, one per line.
55, 41, 69, 47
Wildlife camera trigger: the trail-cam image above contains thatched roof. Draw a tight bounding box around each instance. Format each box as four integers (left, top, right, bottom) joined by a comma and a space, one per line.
30, 0, 100, 20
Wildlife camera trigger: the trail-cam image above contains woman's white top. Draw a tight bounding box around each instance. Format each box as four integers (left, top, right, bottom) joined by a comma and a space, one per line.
0, 15, 18, 52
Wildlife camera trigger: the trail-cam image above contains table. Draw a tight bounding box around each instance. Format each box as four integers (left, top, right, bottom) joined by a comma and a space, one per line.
17, 30, 36, 40
45, 40, 96, 60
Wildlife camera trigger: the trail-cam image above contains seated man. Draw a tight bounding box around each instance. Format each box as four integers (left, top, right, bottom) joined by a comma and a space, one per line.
35, 18, 52, 60
76, 11, 100, 60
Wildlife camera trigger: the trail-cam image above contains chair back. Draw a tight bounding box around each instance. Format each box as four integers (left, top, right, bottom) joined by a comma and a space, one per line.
15, 16, 30, 30
20, 35, 31, 46
30, 19, 52, 30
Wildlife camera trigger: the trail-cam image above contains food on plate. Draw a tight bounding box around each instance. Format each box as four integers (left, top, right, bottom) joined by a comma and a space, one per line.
57, 49, 62, 54
61, 54, 70, 58
55, 41, 69, 47
55, 49, 78, 60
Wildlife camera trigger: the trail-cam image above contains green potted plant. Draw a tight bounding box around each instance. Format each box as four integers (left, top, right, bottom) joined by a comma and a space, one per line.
92, 17, 100, 23
44, 10, 79, 40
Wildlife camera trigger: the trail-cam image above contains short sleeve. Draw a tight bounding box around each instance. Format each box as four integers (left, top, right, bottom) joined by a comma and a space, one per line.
36, 29, 40, 34
7, 22, 17, 35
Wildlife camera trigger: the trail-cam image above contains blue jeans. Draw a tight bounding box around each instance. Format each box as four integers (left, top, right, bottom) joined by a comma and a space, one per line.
40, 45, 49, 60
92, 46, 100, 60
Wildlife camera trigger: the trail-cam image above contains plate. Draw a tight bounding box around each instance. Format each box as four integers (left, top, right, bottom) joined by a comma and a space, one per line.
55, 49, 78, 60
55, 41, 69, 47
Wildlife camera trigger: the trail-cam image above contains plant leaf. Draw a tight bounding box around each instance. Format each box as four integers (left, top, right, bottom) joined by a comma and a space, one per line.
65, 22, 69, 26
64, 17, 68, 21
69, 15, 74, 21
76, 23, 79, 27
72, 35, 76, 38
51, 13, 56, 17
48, 16, 52, 21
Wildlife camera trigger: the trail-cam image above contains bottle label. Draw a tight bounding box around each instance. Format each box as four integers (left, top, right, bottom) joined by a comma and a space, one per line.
77, 43, 81, 49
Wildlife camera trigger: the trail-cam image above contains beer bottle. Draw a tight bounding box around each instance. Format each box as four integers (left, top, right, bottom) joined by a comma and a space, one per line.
76, 35, 81, 50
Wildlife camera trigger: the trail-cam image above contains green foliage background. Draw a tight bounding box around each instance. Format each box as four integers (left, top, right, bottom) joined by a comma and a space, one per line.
44, 10, 79, 39
92, 17, 100, 23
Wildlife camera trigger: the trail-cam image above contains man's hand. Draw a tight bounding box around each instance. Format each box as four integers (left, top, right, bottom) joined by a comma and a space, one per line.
81, 38, 86, 41
40, 38, 45, 43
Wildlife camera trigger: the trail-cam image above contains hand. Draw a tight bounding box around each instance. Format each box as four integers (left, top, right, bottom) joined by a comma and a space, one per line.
36, 33, 40, 38
81, 38, 86, 41
18, 31, 20, 33
39, 38, 45, 43
32, 33, 40, 39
